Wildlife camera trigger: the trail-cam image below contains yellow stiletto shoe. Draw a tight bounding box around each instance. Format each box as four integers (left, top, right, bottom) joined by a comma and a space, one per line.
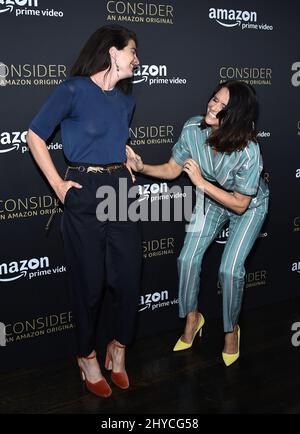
222, 325, 240, 367
173, 313, 205, 352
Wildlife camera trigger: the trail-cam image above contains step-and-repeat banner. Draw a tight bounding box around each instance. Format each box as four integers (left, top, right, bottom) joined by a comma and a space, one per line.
0, 0, 299, 370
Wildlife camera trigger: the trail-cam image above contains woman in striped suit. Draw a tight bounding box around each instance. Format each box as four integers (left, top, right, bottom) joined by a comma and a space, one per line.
126, 80, 269, 366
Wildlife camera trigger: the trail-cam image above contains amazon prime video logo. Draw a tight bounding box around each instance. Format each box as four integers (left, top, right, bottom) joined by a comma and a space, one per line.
139, 290, 169, 312
208, 7, 273, 31
209, 7, 257, 27
0, 131, 28, 154
133, 64, 167, 84
0, 256, 49, 282
0, 1, 38, 14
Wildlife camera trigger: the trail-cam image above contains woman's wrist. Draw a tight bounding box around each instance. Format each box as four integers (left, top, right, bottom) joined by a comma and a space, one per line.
50, 176, 64, 191
139, 163, 145, 173
196, 179, 206, 192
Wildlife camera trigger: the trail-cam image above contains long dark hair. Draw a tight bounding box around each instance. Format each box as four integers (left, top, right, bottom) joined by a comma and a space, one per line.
70, 25, 138, 94
200, 80, 259, 152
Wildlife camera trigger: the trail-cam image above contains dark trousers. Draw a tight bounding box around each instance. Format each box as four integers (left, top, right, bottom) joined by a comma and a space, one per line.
61, 167, 142, 356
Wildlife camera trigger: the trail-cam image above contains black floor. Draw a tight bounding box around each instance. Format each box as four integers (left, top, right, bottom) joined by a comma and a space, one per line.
1, 298, 300, 415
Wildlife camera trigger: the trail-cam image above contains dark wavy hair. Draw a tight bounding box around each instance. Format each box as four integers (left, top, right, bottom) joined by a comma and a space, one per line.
70, 25, 138, 94
200, 80, 259, 152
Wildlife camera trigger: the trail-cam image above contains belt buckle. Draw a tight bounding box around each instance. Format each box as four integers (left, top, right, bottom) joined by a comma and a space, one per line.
87, 166, 103, 174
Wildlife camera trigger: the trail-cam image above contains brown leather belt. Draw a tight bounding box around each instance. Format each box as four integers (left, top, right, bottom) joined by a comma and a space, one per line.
68, 162, 125, 174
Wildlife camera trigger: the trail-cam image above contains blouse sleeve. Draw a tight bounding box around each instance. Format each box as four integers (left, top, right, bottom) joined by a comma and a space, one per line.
29, 81, 73, 141
234, 142, 263, 196
128, 98, 135, 124
171, 121, 191, 166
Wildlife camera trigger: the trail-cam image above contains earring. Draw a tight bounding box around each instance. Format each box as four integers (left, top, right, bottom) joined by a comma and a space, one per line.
115, 59, 120, 78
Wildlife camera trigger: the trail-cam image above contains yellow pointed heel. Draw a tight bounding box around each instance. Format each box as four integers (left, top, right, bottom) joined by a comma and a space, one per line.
222, 325, 240, 367
173, 313, 205, 352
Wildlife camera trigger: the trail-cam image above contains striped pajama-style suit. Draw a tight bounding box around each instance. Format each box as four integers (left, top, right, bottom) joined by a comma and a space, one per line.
172, 116, 269, 332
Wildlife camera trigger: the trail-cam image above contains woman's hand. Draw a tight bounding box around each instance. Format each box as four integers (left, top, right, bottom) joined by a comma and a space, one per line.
125, 163, 136, 183
54, 179, 82, 204
126, 145, 144, 173
183, 158, 206, 188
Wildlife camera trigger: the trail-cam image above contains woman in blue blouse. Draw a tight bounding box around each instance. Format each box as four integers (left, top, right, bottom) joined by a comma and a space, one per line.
27, 25, 141, 397
127, 80, 269, 366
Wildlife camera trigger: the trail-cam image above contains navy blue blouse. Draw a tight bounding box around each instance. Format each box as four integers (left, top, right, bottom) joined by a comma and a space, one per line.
29, 76, 135, 164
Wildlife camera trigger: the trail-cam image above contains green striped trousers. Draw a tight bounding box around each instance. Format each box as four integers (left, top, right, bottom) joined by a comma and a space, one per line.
178, 197, 268, 332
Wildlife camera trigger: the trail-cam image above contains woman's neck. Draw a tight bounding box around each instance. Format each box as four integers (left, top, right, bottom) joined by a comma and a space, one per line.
91, 70, 117, 91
